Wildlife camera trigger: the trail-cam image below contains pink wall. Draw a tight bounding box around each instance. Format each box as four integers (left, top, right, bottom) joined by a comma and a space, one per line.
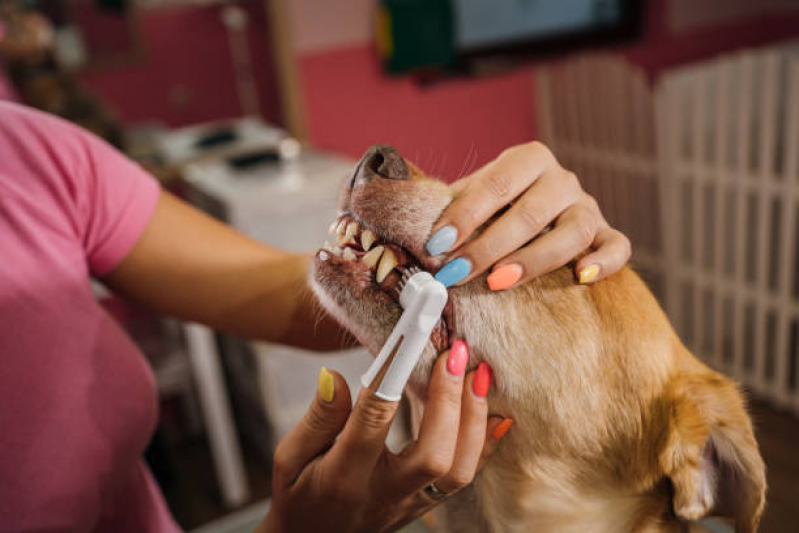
300, 46, 537, 182
78, 1, 282, 128
294, 0, 799, 182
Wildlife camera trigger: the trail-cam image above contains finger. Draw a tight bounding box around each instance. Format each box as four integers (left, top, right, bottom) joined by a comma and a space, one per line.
575, 226, 632, 284
271, 368, 352, 488
476, 416, 512, 472
392, 345, 470, 495
490, 200, 601, 287
325, 377, 401, 488
452, 168, 583, 284
427, 143, 556, 255
431, 370, 490, 494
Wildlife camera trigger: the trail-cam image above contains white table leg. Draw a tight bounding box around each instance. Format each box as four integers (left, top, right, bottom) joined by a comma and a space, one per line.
184, 322, 249, 508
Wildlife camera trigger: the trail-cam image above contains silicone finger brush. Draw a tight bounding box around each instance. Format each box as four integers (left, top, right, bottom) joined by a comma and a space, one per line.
361, 269, 448, 401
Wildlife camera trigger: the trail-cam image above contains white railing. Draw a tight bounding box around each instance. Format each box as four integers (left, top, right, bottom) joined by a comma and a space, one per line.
536, 44, 799, 414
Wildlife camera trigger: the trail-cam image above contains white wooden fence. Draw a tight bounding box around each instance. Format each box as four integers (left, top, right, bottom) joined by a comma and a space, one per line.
536, 43, 799, 414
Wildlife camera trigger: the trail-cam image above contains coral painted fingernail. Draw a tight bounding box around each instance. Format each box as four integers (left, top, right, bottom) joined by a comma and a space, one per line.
318, 367, 335, 403
578, 264, 600, 284
487, 263, 522, 291
435, 257, 472, 287
492, 418, 514, 440
426, 225, 458, 256
473, 362, 492, 397
447, 340, 469, 376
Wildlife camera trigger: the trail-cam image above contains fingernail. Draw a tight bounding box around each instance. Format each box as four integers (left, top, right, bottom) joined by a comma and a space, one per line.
492, 418, 514, 440
435, 257, 472, 287
473, 362, 492, 397
426, 225, 458, 256
318, 366, 335, 403
487, 263, 522, 291
447, 339, 469, 376
578, 264, 600, 284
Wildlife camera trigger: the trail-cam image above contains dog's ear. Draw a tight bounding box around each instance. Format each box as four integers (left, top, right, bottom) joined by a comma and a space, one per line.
660, 373, 766, 533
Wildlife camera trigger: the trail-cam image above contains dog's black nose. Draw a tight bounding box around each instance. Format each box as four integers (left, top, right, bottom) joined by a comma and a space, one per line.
351, 144, 408, 188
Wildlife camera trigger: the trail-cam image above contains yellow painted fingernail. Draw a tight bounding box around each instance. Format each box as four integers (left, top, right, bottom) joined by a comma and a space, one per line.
578, 264, 600, 284
318, 367, 335, 403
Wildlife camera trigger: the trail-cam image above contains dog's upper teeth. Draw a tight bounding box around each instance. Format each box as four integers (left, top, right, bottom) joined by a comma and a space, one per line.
361, 229, 376, 251
340, 235, 356, 246
345, 221, 359, 238
330, 246, 343, 257
328, 220, 339, 235
362, 245, 384, 268
335, 219, 347, 236
342, 247, 356, 261
376, 247, 397, 283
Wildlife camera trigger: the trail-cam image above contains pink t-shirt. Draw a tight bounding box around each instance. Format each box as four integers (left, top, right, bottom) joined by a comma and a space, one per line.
0, 103, 180, 532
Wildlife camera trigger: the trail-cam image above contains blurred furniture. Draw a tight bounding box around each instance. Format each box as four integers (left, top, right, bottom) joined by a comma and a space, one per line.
152, 116, 306, 510
536, 41, 799, 416
179, 144, 376, 449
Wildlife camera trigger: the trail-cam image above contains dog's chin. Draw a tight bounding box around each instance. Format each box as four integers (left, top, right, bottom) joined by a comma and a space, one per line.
310, 253, 400, 354
310, 253, 443, 394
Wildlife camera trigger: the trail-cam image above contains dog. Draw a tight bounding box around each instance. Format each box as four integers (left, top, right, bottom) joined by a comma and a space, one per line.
310, 144, 766, 532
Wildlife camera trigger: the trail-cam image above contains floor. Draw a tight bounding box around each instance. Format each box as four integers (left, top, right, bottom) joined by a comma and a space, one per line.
154, 395, 799, 532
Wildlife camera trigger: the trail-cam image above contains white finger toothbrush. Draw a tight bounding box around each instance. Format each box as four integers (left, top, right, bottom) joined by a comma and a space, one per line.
361, 268, 448, 401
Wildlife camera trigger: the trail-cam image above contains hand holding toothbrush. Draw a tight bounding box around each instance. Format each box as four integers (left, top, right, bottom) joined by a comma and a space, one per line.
257, 341, 510, 533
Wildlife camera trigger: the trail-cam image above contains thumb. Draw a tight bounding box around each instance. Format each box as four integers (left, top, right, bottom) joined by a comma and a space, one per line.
272, 367, 352, 488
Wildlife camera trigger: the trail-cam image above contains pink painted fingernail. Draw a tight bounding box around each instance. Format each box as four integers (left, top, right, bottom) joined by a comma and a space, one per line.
447, 340, 469, 376
473, 362, 492, 397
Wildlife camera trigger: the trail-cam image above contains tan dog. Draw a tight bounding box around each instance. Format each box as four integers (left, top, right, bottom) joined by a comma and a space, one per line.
310, 144, 766, 532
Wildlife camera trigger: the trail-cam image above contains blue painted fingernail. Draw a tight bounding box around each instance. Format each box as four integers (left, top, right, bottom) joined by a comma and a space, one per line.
426, 225, 458, 256
434, 258, 472, 287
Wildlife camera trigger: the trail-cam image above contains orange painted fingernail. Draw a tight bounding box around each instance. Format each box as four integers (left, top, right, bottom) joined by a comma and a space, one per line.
473, 362, 492, 397
492, 418, 514, 440
487, 263, 522, 291
578, 264, 600, 284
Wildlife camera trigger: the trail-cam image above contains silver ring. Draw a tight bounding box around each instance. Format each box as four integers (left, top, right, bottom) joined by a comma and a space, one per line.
423, 482, 449, 501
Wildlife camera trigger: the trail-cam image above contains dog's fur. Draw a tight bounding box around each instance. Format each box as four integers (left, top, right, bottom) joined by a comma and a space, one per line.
310, 145, 766, 532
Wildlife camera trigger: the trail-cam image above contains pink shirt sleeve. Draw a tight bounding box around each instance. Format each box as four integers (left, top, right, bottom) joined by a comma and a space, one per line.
0, 102, 160, 275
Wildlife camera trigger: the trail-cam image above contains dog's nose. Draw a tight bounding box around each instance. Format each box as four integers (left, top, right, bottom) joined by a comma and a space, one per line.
351, 144, 408, 188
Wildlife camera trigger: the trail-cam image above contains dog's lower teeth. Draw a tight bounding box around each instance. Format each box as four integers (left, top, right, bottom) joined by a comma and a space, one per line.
342, 247, 356, 261
319, 250, 329, 261
376, 248, 397, 283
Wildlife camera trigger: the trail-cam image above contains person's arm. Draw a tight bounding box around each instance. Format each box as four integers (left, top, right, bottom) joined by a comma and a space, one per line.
102, 191, 356, 351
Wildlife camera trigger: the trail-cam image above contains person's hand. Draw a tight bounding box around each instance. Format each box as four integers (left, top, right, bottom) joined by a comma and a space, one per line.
257, 342, 510, 533
426, 142, 631, 290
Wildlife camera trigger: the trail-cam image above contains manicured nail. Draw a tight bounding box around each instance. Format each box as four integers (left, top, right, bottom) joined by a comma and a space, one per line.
447, 339, 469, 376
492, 418, 514, 440
487, 263, 522, 291
578, 264, 600, 284
318, 367, 335, 403
426, 225, 458, 256
473, 362, 492, 397
435, 257, 472, 287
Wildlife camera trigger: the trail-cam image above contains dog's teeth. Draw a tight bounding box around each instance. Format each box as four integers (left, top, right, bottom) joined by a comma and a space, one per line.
318, 250, 329, 261
376, 247, 397, 283
345, 221, 359, 238
361, 245, 384, 268
330, 246, 343, 257
339, 235, 356, 246
328, 220, 339, 235
323, 240, 333, 251
342, 247, 356, 261
361, 229, 376, 251
335, 219, 347, 236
